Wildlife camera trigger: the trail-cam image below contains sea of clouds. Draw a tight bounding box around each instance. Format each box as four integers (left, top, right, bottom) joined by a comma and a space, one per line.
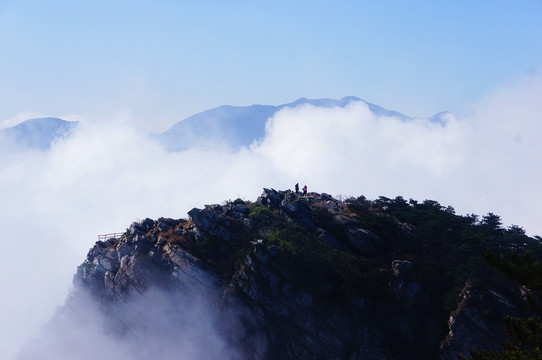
1, 74, 541, 359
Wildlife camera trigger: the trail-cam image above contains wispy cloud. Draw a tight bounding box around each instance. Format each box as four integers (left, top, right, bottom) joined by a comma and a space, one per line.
18, 285, 247, 360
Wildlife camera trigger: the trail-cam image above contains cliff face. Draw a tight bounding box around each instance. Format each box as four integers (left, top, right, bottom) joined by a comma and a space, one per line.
25, 189, 538, 360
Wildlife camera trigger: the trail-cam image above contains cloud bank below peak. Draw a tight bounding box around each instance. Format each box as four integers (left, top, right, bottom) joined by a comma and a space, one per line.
1, 75, 541, 359
1, 96, 452, 155
153, 96, 447, 152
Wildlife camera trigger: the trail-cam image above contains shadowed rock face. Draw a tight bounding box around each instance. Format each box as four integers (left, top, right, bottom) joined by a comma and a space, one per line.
48, 189, 536, 360
439, 282, 522, 359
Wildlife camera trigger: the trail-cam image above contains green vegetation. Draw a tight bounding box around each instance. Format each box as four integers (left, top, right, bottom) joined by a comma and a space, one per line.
361, 197, 540, 305
248, 197, 542, 311
248, 202, 284, 229
250, 202, 389, 302
189, 219, 254, 283
266, 223, 377, 301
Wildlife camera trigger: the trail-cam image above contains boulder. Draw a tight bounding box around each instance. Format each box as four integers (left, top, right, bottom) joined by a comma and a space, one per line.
257, 188, 283, 209
157, 221, 171, 233
279, 198, 316, 230
392, 260, 412, 278
345, 227, 380, 254
188, 206, 231, 241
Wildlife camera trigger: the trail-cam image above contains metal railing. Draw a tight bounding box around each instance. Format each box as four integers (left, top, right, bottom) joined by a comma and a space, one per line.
98, 233, 124, 241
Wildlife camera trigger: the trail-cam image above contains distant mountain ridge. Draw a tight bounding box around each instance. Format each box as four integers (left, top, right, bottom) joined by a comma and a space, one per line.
153, 96, 430, 151
0, 117, 77, 151
1, 98, 452, 152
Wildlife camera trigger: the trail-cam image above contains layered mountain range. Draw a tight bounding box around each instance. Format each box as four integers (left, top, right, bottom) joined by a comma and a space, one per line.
0, 97, 451, 152
19, 189, 541, 359
0, 117, 78, 151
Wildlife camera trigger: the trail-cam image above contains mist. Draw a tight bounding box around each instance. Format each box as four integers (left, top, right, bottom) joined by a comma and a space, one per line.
17, 284, 248, 360
1, 74, 541, 359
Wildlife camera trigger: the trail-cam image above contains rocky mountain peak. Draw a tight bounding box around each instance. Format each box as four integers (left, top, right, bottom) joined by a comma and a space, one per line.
21, 189, 541, 360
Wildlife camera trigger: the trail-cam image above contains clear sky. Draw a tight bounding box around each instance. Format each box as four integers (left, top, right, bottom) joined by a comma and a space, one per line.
1, 0, 541, 131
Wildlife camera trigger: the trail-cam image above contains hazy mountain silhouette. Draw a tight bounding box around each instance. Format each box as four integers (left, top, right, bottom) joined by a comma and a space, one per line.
0, 117, 77, 151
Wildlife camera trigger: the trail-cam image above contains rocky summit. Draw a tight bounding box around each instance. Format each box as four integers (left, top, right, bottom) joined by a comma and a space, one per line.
26, 189, 542, 360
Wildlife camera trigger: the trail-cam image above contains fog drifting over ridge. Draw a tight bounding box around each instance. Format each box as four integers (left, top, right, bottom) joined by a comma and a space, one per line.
1, 74, 541, 359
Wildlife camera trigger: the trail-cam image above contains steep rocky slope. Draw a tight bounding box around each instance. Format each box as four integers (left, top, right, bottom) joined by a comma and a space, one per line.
25, 189, 540, 360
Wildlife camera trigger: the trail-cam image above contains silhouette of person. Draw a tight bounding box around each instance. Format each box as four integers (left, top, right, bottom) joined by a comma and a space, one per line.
295, 183, 299, 194
303, 185, 307, 196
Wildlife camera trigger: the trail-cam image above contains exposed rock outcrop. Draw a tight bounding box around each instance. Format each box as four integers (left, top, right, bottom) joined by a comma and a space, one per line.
64, 189, 539, 360
439, 282, 523, 359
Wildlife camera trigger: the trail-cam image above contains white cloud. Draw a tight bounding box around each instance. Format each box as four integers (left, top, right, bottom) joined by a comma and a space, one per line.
1, 73, 541, 359
0, 119, 285, 359
457, 72, 542, 229
253, 73, 541, 235
254, 102, 470, 185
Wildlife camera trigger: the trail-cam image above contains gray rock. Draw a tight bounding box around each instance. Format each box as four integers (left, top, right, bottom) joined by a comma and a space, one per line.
230, 203, 250, 215
392, 260, 412, 278
163, 243, 214, 289
243, 218, 253, 229
157, 221, 171, 233
332, 214, 357, 227
133, 233, 153, 253
320, 193, 334, 201
116, 243, 132, 258
346, 227, 380, 254
98, 254, 119, 273
140, 218, 155, 231
316, 228, 347, 251
188, 206, 231, 241
128, 222, 145, 235
439, 283, 513, 359
279, 197, 316, 230
257, 188, 283, 209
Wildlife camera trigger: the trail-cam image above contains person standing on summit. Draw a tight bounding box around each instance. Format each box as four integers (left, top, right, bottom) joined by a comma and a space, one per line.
303, 185, 307, 196
295, 183, 299, 194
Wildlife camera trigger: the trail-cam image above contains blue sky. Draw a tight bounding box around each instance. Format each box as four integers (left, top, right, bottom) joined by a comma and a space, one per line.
1, 0, 541, 131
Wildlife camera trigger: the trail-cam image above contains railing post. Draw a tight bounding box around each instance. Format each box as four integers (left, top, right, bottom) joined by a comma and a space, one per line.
97, 232, 123, 241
